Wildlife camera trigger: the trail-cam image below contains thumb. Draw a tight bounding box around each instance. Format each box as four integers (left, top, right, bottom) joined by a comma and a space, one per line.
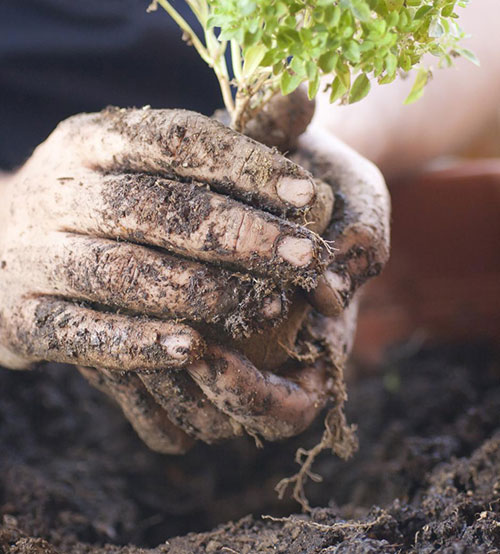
243, 86, 315, 153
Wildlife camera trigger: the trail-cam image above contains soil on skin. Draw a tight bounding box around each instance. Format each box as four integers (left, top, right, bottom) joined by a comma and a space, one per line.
1, 343, 499, 553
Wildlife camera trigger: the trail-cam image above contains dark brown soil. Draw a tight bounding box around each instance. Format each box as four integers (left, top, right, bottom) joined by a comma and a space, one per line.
1, 342, 499, 553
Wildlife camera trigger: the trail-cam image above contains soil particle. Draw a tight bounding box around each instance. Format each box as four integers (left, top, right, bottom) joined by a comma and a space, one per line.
0, 343, 499, 553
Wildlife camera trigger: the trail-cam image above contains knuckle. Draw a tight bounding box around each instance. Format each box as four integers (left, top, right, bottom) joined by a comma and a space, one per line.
329, 225, 389, 298
168, 113, 209, 166
345, 245, 382, 284
3, 298, 66, 360
57, 112, 97, 135
338, 223, 389, 270
100, 174, 161, 232
0, 311, 32, 369
94, 244, 140, 293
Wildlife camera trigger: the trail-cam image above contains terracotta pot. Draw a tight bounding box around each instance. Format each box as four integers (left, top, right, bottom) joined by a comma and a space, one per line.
353, 159, 500, 366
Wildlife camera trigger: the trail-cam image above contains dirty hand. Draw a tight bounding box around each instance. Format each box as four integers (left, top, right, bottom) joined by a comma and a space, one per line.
244, 92, 391, 317
292, 124, 391, 316
0, 102, 389, 452
0, 106, 335, 372
78, 296, 359, 454
78, 109, 389, 454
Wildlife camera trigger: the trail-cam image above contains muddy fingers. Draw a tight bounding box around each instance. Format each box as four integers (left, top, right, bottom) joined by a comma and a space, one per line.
3, 298, 204, 370
30, 233, 285, 338
78, 366, 193, 454
291, 128, 391, 316
53, 172, 330, 288
139, 370, 243, 443
62, 108, 317, 214
187, 345, 329, 441
0, 98, 390, 459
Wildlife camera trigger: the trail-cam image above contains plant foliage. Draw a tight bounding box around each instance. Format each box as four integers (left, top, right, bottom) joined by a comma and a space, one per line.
149, 0, 475, 130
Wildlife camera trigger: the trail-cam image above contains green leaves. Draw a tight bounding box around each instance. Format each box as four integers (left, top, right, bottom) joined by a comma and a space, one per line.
349, 73, 371, 103
242, 44, 266, 78
385, 0, 404, 11
280, 70, 302, 95
341, 0, 372, 22
154, 0, 474, 128
454, 47, 480, 67
206, 0, 472, 107
404, 67, 430, 104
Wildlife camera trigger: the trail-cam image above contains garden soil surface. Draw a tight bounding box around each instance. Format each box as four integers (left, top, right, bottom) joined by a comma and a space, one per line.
1, 342, 499, 553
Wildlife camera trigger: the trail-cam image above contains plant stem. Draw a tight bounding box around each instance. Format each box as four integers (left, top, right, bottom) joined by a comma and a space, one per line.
204, 28, 235, 115
155, 0, 235, 116
152, 0, 277, 131
230, 40, 243, 82
232, 92, 251, 132
185, 0, 206, 23
231, 71, 277, 131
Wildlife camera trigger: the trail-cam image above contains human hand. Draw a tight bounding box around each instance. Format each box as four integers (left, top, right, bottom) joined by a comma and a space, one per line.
241, 90, 390, 320
76, 104, 389, 454
0, 106, 335, 372
292, 126, 390, 317
78, 336, 332, 453
77, 295, 359, 454
0, 100, 389, 453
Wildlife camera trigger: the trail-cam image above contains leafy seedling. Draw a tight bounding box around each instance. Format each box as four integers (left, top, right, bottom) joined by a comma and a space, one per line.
148, 0, 476, 131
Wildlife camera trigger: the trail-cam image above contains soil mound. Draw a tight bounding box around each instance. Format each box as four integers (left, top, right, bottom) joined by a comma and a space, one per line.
1, 344, 499, 553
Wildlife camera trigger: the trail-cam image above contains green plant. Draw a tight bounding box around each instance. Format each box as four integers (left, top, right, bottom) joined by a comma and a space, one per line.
149, 0, 475, 132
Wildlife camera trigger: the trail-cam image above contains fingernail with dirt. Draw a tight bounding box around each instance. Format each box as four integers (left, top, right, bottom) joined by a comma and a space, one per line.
261, 294, 282, 319
161, 334, 196, 361
277, 236, 314, 267
325, 270, 351, 297
310, 271, 352, 316
276, 176, 315, 207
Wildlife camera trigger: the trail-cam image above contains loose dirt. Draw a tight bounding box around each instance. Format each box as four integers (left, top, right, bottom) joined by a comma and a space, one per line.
1, 342, 499, 553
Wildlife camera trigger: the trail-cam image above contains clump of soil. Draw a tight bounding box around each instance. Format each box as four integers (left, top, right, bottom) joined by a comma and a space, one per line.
1, 343, 499, 553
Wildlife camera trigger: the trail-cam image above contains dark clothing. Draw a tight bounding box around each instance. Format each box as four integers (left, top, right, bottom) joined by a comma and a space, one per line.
0, 0, 220, 170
